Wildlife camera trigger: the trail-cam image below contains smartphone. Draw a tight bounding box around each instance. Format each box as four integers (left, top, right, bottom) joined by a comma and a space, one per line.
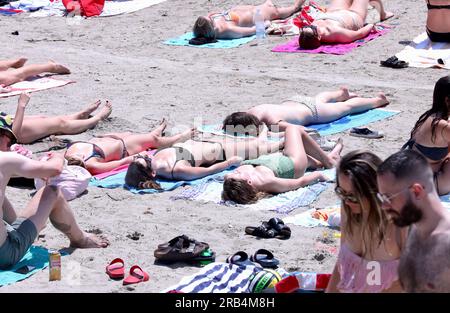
14, 265, 36, 274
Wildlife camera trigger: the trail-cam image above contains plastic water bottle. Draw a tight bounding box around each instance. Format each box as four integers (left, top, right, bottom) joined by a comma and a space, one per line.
254, 8, 266, 40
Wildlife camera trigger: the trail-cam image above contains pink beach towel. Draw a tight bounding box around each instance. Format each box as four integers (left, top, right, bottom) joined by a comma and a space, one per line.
93, 149, 156, 180
271, 24, 391, 55
0, 76, 74, 98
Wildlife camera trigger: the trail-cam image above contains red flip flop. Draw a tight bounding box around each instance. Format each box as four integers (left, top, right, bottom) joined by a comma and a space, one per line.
106, 258, 125, 279
123, 265, 149, 286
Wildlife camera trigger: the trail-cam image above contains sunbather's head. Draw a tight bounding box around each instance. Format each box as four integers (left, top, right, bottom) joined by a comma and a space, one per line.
299, 25, 321, 50
0, 113, 17, 151
65, 155, 86, 169
222, 177, 262, 204
193, 16, 216, 40
222, 112, 264, 136
410, 75, 450, 142
125, 155, 162, 190
336, 150, 388, 248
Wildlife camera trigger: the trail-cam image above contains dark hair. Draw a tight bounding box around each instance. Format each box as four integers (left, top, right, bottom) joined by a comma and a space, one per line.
222, 112, 263, 136
125, 160, 162, 190
410, 75, 450, 143
193, 16, 216, 40
222, 178, 266, 204
0, 129, 16, 147
65, 156, 86, 168
377, 149, 431, 182
337, 150, 386, 257
299, 25, 321, 50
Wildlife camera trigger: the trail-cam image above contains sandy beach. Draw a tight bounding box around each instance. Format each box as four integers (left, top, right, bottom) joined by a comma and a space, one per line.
0, 0, 446, 293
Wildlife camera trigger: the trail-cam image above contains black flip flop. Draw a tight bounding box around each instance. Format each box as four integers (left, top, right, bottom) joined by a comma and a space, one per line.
380, 56, 408, 69
226, 251, 255, 267
245, 222, 277, 239
268, 218, 291, 240
349, 127, 384, 139
250, 249, 280, 269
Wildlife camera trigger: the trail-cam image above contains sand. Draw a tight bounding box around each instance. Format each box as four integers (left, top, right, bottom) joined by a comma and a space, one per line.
0, 0, 445, 293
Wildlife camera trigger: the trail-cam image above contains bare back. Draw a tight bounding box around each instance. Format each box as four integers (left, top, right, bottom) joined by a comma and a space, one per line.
248, 103, 313, 127
426, 0, 450, 32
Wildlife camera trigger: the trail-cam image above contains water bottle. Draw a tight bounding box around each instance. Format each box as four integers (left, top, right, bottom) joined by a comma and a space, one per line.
254, 8, 266, 40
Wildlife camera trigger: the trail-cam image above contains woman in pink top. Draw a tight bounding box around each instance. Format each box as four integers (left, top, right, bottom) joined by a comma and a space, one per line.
325, 150, 408, 293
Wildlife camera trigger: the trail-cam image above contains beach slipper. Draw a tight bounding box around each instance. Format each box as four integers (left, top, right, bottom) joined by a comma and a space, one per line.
380, 56, 408, 69
154, 235, 209, 263
349, 127, 384, 139
268, 218, 291, 240
123, 265, 149, 286
245, 221, 277, 239
226, 251, 255, 267
250, 249, 280, 269
105, 258, 125, 279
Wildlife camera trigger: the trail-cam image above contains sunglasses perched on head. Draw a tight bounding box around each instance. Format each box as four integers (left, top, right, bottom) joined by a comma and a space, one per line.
134, 154, 152, 168
334, 186, 359, 204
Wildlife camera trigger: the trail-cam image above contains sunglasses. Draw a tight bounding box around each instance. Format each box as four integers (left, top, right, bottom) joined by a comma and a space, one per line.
334, 186, 359, 204
134, 154, 152, 168
376, 185, 414, 205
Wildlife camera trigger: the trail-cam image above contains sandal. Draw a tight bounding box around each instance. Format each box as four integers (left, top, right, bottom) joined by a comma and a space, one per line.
349, 127, 384, 139
154, 235, 209, 263
123, 265, 149, 286
245, 222, 277, 239
268, 218, 291, 240
249, 249, 280, 268
226, 251, 255, 267
380, 56, 408, 69
105, 258, 125, 279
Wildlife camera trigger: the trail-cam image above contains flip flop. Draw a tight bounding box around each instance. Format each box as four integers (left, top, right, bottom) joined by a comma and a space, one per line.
226, 251, 255, 267
349, 127, 384, 139
123, 265, 149, 286
380, 56, 408, 69
105, 258, 125, 279
250, 249, 280, 269
245, 222, 277, 239
268, 218, 291, 240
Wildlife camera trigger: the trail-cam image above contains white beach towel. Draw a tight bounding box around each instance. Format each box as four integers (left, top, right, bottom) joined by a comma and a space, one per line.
100, 0, 166, 17
0, 76, 73, 98
396, 32, 450, 69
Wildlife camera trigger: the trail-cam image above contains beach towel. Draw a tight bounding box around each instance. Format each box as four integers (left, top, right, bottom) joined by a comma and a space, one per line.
271, 24, 391, 55
0, 246, 49, 287
172, 168, 336, 214
0, 76, 73, 98
164, 32, 256, 49
284, 204, 340, 228
100, 0, 166, 16
162, 262, 265, 293
396, 32, 450, 69
198, 108, 399, 137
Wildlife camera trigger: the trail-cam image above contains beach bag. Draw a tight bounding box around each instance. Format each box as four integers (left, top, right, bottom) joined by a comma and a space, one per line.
62, 0, 105, 17
34, 165, 92, 201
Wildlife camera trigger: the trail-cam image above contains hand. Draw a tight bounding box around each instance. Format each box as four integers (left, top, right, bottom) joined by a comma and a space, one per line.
315, 172, 328, 182
18, 92, 31, 107
227, 156, 243, 167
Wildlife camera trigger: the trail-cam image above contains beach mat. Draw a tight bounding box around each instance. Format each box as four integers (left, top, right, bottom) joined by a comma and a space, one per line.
198, 108, 399, 137
271, 24, 391, 55
396, 32, 450, 69
171, 168, 336, 214
164, 32, 256, 49
0, 246, 48, 287
0, 76, 73, 98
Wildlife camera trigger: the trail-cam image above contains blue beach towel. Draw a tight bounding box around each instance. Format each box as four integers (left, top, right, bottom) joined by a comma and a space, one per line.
0, 246, 49, 287
164, 32, 255, 49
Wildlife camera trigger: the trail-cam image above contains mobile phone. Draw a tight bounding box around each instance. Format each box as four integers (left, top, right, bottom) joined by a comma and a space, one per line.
14, 265, 36, 274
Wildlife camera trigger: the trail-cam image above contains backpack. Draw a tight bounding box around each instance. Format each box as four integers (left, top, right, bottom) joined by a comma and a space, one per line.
62, 0, 105, 17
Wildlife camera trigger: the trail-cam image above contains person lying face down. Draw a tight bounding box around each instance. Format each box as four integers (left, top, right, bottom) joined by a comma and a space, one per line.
221, 125, 343, 204
192, 0, 305, 42
222, 87, 389, 135
124, 135, 284, 190
298, 0, 393, 49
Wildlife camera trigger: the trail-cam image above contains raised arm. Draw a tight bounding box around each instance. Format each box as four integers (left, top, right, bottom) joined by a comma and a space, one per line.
260, 171, 327, 194
11, 93, 30, 139
325, 24, 374, 44
174, 157, 242, 181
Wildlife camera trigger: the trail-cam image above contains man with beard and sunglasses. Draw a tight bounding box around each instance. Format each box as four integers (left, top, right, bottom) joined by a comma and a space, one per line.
377, 149, 450, 292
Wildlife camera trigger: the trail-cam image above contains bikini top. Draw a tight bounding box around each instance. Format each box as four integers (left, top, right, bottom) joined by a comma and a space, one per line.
402, 139, 448, 161
154, 146, 196, 179
66, 141, 106, 162
427, 0, 450, 9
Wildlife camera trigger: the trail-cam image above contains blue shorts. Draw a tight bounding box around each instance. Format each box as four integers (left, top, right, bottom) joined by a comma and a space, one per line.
0, 218, 38, 270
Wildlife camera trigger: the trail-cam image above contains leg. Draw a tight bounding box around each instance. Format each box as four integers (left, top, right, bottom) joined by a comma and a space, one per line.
328, 0, 353, 11
259, 0, 305, 21
219, 135, 283, 160
0, 61, 70, 86
369, 0, 393, 21
314, 86, 358, 104
315, 92, 389, 124
0, 58, 27, 71
282, 125, 309, 177
66, 99, 102, 120
19, 186, 108, 248
348, 0, 371, 20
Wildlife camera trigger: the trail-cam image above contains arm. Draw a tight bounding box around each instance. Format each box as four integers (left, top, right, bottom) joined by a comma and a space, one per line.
261, 171, 327, 194
218, 24, 257, 39
11, 93, 30, 138
86, 155, 135, 175
325, 24, 374, 44
0, 152, 63, 179
174, 158, 239, 181
325, 264, 341, 293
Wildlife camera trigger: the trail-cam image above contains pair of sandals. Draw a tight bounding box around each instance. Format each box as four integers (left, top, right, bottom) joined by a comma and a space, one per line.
105, 258, 149, 286
349, 127, 384, 139
245, 218, 291, 240
380, 56, 408, 69
226, 249, 280, 269
154, 235, 216, 264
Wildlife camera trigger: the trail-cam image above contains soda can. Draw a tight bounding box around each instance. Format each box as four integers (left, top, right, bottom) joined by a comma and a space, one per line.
49, 250, 61, 281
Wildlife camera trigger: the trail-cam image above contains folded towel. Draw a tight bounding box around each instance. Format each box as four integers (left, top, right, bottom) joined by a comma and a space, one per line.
164, 32, 255, 49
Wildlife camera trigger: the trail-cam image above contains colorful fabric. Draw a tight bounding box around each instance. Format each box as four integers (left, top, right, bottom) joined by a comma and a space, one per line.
164, 32, 256, 49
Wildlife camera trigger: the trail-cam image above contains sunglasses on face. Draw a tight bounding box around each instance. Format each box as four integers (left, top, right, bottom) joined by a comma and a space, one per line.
134, 154, 152, 168
334, 186, 359, 204
376, 185, 414, 205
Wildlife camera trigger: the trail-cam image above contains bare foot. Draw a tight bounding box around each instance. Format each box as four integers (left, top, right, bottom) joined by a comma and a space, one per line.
49, 61, 71, 74
327, 137, 343, 168
95, 100, 112, 120
369, 1, 394, 21
376, 92, 390, 107
380, 11, 394, 21
179, 127, 196, 141
12, 57, 28, 68
79, 99, 101, 119
70, 232, 109, 248
159, 118, 168, 133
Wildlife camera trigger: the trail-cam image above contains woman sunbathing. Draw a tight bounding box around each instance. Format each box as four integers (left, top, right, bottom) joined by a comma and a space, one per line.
192, 0, 305, 41
0, 58, 70, 88
425, 0, 450, 42
299, 0, 393, 49
222, 86, 389, 135
64, 120, 194, 175
124, 131, 284, 189
402, 75, 450, 195
325, 150, 408, 293
4, 93, 112, 144
221, 125, 343, 204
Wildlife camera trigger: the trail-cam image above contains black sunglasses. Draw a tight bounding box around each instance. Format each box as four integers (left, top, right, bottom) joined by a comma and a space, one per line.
334, 186, 359, 204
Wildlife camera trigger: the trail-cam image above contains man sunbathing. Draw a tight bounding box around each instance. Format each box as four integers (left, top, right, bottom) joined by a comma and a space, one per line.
222, 86, 389, 136
0, 57, 70, 88
299, 0, 393, 49
2, 93, 112, 144
192, 0, 305, 41
0, 129, 108, 270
